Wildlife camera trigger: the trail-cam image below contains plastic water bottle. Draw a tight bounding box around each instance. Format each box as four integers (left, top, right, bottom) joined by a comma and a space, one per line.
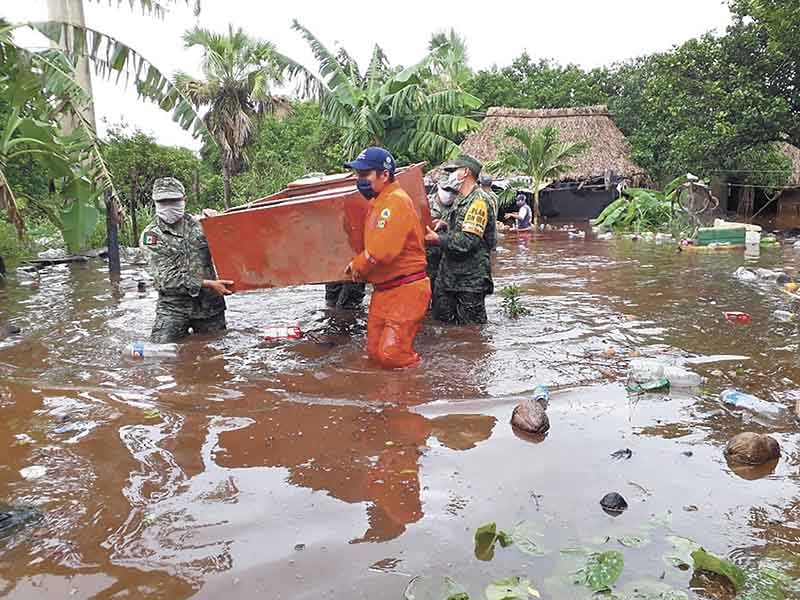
130, 342, 179, 359
662, 365, 704, 387
720, 389, 785, 417
773, 310, 796, 323
629, 359, 665, 383
263, 326, 302, 341
533, 384, 550, 405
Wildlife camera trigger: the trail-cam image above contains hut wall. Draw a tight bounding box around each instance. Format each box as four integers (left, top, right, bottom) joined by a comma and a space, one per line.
776, 189, 800, 230
539, 187, 617, 221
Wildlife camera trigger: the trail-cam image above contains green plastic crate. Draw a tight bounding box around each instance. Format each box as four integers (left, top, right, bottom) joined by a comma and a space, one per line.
696, 226, 746, 246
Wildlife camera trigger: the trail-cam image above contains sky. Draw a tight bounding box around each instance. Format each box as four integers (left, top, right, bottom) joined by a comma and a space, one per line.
2, 0, 733, 151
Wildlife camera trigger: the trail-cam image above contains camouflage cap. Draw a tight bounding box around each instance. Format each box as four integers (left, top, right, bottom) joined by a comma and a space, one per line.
152, 177, 186, 201
442, 154, 482, 177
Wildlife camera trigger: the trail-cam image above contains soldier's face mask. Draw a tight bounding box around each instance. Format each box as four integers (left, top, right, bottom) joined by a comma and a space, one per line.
446, 168, 467, 192
437, 187, 457, 206
156, 199, 186, 224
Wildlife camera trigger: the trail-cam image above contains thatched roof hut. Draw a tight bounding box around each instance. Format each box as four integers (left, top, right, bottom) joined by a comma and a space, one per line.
459, 105, 649, 186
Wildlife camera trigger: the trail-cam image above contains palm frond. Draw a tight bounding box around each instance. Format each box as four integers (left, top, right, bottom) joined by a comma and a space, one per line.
29, 21, 214, 147
84, 0, 201, 18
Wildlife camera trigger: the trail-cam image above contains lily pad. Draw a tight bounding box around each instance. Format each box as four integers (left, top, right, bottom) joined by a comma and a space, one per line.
663, 536, 701, 570
577, 550, 624, 592
511, 520, 545, 556
617, 534, 650, 549
691, 548, 746, 591
485, 576, 539, 600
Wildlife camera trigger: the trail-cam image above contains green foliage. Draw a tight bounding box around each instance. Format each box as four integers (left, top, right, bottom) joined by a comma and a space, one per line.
488, 125, 587, 228
485, 577, 537, 600
691, 548, 747, 591
293, 20, 482, 166
500, 285, 530, 319
474, 522, 513, 561
511, 520, 545, 556
230, 102, 345, 202
465, 54, 609, 110
594, 176, 693, 236
575, 550, 625, 592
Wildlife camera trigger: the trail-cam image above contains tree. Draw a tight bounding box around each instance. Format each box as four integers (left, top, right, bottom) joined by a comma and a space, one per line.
230, 101, 345, 202
175, 25, 311, 208
292, 20, 482, 165
602, 28, 792, 183
488, 125, 587, 229
465, 53, 609, 110
428, 29, 472, 90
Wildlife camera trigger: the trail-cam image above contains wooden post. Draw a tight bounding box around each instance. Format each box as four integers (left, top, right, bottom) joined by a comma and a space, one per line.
106, 191, 121, 278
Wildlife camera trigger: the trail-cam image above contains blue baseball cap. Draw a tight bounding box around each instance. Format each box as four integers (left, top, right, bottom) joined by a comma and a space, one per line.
345, 146, 396, 174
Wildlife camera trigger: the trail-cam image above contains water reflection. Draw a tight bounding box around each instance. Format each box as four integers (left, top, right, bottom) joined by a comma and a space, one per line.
214, 404, 496, 543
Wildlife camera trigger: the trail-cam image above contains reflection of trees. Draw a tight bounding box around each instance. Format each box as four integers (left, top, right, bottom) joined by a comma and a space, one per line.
214, 403, 495, 543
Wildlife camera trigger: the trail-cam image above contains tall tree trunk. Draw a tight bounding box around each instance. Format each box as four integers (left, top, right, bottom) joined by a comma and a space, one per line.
47, 0, 97, 134
222, 162, 231, 209
129, 169, 139, 244
533, 186, 540, 230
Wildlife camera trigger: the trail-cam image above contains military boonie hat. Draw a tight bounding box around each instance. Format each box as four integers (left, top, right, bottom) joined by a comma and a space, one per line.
152, 177, 186, 201
443, 154, 482, 177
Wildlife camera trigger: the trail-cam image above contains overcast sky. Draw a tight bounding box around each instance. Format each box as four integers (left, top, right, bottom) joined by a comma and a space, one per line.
3, 0, 732, 151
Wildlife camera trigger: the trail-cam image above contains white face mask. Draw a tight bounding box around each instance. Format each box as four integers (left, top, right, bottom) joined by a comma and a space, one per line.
156, 200, 186, 224
437, 188, 457, 206
446, 168, 466, 191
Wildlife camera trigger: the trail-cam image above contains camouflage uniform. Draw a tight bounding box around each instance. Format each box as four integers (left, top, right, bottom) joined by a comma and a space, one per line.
325, 282, 366, 310
425, 192, 454, 285
433, 184, 497, 324
141, 179, 226, 343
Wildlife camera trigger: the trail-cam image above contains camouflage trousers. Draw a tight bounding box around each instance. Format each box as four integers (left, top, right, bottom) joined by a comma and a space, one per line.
150, 304, 227, 343
325, 282, 366, 310
432, 290, 488, 325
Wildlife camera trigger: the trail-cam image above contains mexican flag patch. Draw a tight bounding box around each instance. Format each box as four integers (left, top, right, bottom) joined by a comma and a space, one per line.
143, 232, 158, 246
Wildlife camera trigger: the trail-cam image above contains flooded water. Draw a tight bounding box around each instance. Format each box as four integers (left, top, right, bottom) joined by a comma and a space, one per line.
1, 232, 799, 599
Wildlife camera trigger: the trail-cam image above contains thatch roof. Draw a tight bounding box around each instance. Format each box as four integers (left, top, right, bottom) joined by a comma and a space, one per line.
776, 142, 800, 186
458, 105, 648, 184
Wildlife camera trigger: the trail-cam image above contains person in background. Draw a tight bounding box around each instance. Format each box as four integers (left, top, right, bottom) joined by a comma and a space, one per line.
425, 154, 496, 325
344, 147, 431, 369
505, 193, 533, 231
140, 177, 233, 343
426, 176, 457, 289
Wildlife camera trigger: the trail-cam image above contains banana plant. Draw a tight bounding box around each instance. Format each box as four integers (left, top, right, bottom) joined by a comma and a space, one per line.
292, 20, 482, 164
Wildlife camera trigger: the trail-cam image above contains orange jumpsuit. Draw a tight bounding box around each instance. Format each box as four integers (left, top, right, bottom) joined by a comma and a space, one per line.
350, 181, 431, 369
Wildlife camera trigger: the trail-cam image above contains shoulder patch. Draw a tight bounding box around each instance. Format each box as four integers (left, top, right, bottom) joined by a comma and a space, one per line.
462, 198, 488, 236
142, 232, 159, 246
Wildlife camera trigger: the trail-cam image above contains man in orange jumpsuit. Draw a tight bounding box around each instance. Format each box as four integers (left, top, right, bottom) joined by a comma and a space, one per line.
344, 147, 431, 369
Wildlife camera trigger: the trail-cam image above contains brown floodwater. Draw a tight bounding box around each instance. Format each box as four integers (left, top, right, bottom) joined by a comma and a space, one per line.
1, 231, 799, 599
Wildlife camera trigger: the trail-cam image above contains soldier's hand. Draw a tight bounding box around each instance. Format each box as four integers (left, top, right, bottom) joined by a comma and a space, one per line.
203, 279, 234, 296
432, 219, 448, 232
424, 226, 440, 245
201, 208, 220, 219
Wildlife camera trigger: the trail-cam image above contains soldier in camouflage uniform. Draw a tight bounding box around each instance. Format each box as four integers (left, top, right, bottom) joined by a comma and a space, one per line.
425, 176, 458, 287
140, 177, 233, 343
425, 155, 496, 325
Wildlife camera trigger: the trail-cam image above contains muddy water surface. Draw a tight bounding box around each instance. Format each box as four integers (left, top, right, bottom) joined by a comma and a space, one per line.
1, 232, 799, 599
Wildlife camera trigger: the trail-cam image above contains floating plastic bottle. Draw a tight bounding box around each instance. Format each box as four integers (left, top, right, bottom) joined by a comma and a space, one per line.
773, 310, 796, 323
720, 389, 785, 417
263, 326, 302, 341
532, 384, 550, 404
629, 359, 665, 383
662, 365, 704, 387
130, 342, 179, 359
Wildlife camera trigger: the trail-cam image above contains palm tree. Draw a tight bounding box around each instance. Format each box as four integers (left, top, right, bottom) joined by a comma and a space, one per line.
428, 29, 472, 91
488, 125, 588, 229
292, 20, 481, 164
175, 26, 308, 207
